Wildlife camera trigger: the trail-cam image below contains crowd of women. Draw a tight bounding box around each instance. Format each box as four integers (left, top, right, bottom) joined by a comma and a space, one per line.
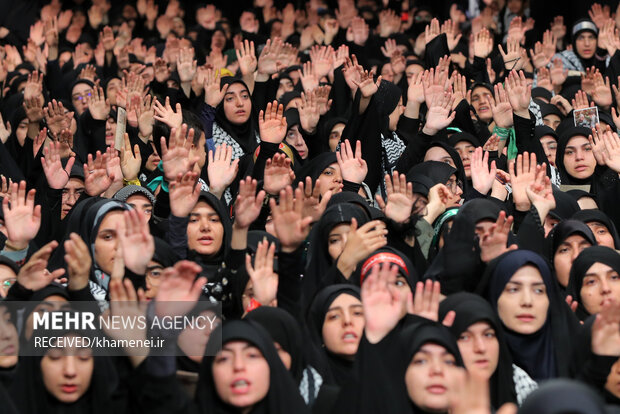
4, 0, 620, 412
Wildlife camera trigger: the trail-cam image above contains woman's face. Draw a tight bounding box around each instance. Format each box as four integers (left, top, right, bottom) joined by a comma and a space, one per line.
126, 194, 153, 222
605, 358, 620, 399
327, 223, 351, 262
0, 265, 16, 299
223, 83, 252, 125
187, 201, 224, 257
322, 294, 365, 359
105, 117, 116, 147
456, 321, 499, 380
424, 147, 456, 167
212, 340, 270, 410
406, 64, 424, 83
563, 135, 596, 179
0, 307, 18, 368
211, 31, 227, 49
285, 125, 308, 159
405, 343, 458, 413
94, 211, 125, 276
41, 342, 94, 403
554, 234, 593, 287
576, 32, 597, 59
471, 86, 493, 123
586, 221, 615, 249
497, 265, 549, 334
445, 174, 464, 207
380, 63, 394, 83
71, 83, 93, 116
454, 141, 475, 178
388, 97, 404, 131
106, 78, 121, 106
318, 163, 343, 196
543, 114, 561, 130
580, 262, 620, 315
16, 118, 28, 143
507, 0, 523, 14
172, 17, 185, 36
328, 123, 345, 152
273, 342, 292, 370
25, 296, 70, 340
540, 136, 557, 166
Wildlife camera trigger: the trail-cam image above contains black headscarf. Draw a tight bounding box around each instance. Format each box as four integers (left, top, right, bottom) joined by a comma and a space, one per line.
305, 285, 361, 386
407, 160, 458, 187
244, 307, 304, 383
555, 126, 601, 185
570, 19, 601, 70
549, 187, 581, 221
424, 140, 469, 192
546, 219, 597, 263
195, 319, 310, 414
214, 78, 259, 154
567, 246, 620, 320
319, 117, 347, 153
518, 379, 607, 414
477, 250, 580, 381
572, 209, 620, 249
351, 246, 419, 290
10, 323, 119, 414
294, 152, 337, 187
439, 292, 517, 408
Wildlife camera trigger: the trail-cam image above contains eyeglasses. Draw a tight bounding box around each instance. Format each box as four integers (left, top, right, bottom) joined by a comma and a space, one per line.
72, 91, 92, 101
445, 178, 463, 193
412, 197, 428, 215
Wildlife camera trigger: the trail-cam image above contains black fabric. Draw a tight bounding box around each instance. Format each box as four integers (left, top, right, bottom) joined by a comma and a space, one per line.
567, 246, 620, 320
305, 285, 361, 387
407, 160, 458, 187
518, 379, 607, 414
195, 319, 310, 414
244, 306, 304, 383
549, 187, 581, 221
546, 219, 597, 262
439, 292, 517, 408
294, 152, 337, 186
350, 246, 419, 290
555, 126, 602, 185
477, 250, 581, 381
214, 78, 259, 154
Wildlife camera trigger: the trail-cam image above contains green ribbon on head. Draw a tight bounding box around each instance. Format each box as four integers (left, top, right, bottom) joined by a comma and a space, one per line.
146, 161, 169, 193
493, 126, 518, 161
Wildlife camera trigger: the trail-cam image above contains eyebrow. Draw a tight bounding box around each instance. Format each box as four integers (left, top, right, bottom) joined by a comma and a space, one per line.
506, 281, 546, 286
565, 144, 590, 150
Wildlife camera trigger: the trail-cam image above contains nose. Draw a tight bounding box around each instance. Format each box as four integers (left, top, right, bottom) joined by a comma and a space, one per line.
199, 217, 211, 231
429, 358, 445, 376
233, 353, 246, 372
235, 96, 243, 107
63, 356, 77, 378
473, 335, 487, 354
520, 288, 533, 308
575, 149, 585, 161
600, 278, 612, 296
571, 246, 582, 262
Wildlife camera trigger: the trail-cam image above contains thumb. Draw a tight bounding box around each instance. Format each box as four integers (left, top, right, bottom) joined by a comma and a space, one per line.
350, 217, 358, 232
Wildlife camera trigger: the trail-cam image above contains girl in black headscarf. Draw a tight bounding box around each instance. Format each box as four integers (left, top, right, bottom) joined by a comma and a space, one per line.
407, 161, 464, 207
305, 285, 363, 387
9, 324, 120, 414
566, 246, 620, 321
546, 219, 597, 289
194, 319, 310, 414
572, 209, 620, 249
477, 250, 583, 382
439, 292, 536, 407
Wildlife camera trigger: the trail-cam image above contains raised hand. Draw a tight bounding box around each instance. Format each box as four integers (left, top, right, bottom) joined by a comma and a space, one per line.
259, 101, 287, 144
349, 16, 369, 46
118, 208, 154, 275
442, 19, 462, 51
422, 67, 450, 109
425, 18, 441, 45
362, 263, 404, 343
479, 211, 518, 262
204, 68, 230, 108
589, 3, 611, 29
298, 61, 319, 93
44, 99, 72, 138
499, 39, 524, 71
337, 218, 388, 277
176, 47, 197, 83
169, 171, 200, 217
88, 84, 110, 121
269, 186, 313, 253
153, 96, 183, 129
23, 96, 44, 123
16, 241, 64, 290
599, 128, 620, 172
120, 133, 141, 181
2, 181, 41, 249
422, 91, 456, 135
505, 70, 531, 118
411, 280, 442, 321
572, 89, 594, 110
298, 177, 332, 223
337, 139, 367, 184
298, 90, 321, 134
375, 171, 414, 223
236, 39, 257, 76
64, 233, 92, 291
207, 143, 239, 198
474, 28, 493, 58
257, 37, 283, 76
353, 70, 382, 98
155, 260, 206, 318
591, 298, 620, 356
470, 147, 497, 195
581, 67, 598, 95
536, 67, 553, 92
84, 151, 115, 196
245, 240, 278, 306
136, 94, 155, 139
542, 30, 557, 61
550, 58, 568, 87
488, 83, 513, 128
451, 71, 468, 110
342, 54, 362, 95
234, 177, 265, 229
41, 141, 75, 190
310, 45, 335, 80
264, 153, 295, 195
509, 151, 537, 211
23, 70, 43, 101
161, 124, 200, 182
592, 72, 613, 108
526, 163, 555, 221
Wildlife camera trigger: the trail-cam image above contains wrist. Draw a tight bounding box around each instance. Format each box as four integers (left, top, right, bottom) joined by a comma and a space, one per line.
514, 109, 530, 119
422, 125, 438, 136
336, 255, 356, 278
4, 239, 28, 251
515, 201, 531, 212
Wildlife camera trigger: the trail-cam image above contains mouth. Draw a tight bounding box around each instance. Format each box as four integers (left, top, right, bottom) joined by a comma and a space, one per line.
61, 384, 78, 393
230, 379, 251, 394
342, 331, 358, 343
516, 314, 535, 322
235, 110, 246, 115
478, 105, 489, 113
198, 236, 213, 245
474, 359, 489, 367
575, 165, 589, 172
1, 345, 15, 355
426, 384, 447, 394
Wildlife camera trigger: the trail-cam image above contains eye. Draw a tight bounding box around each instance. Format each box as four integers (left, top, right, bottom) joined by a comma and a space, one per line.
444, 358, 457, 366
458, 333, 470, 341
484, 331, 496, 338
394, 280, 406, 287
326, 313, 339, 321
565, 150, 574, 156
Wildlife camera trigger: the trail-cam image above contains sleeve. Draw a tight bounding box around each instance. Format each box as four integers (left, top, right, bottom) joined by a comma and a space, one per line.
167, 214, 189, 259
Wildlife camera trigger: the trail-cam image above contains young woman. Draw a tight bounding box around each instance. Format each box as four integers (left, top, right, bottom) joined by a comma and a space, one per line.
305, 285, 365, 387
439, 292, 538, 406
567, 246, 620, 320
546, 220, 597, 288
572, 209, 620, 249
